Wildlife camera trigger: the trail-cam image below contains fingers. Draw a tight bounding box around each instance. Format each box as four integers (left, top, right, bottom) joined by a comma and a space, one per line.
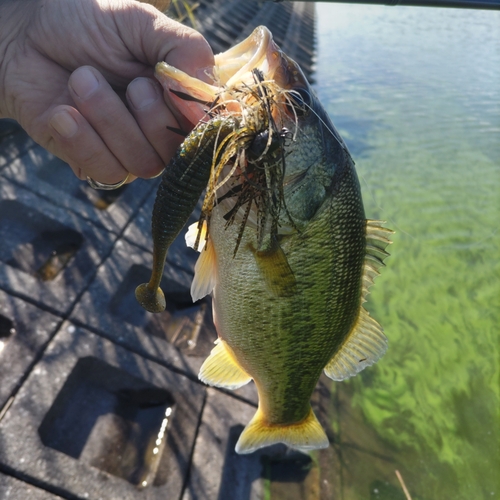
162, 29, 214, 82
159, 28, 215, 130
44, 7, 217, 185
49, 104, 129, 182
123, 10, 215, 128
126, 9, 215, 78
126, 76, 185, 164
49, 66, 167, 184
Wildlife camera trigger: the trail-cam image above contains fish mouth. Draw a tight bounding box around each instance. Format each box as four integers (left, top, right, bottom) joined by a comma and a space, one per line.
155, 26, 309, 124
156, 27, 314, 249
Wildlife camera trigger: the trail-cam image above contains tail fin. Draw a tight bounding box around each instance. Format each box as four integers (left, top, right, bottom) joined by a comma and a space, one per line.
235, 406, 329, 454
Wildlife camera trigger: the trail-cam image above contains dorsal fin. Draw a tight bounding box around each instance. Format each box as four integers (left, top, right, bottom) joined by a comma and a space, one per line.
361, 219, 393, 302
324, 220, 393, 381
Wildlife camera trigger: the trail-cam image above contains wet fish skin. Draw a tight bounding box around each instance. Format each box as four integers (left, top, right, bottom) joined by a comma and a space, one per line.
139, 26, 392, 454
191, 29, 391, 454
207, 95, 366, 428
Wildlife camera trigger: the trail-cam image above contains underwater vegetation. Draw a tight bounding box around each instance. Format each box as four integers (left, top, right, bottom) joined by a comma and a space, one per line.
315, 4, 500, 498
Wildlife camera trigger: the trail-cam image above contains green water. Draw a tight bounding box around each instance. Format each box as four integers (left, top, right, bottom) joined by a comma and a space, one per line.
313, 5, 500, 499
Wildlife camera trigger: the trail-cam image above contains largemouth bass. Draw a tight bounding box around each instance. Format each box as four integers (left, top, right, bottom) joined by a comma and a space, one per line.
136, 26, 393, 454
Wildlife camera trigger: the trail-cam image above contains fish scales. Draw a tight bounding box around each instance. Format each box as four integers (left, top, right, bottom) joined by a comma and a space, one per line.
210, 143, 366, 425
137, 26, 392, 454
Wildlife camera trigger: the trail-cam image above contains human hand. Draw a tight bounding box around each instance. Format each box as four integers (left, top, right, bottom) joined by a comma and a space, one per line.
0, 0, 214, 185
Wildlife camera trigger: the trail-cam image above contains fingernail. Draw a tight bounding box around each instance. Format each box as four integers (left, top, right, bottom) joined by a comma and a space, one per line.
70, 67, 99, 99
128, 78, 159, 110
50, 110, 78, 138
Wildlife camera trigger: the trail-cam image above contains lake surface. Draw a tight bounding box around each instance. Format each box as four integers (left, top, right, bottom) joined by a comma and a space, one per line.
313, 4, 499, 499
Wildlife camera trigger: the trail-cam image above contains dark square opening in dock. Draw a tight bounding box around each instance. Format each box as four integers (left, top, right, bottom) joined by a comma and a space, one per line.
108, 263, 216, 354
218, 425, 318, 500
38, 356, 175, 487
0, 200, 84, 280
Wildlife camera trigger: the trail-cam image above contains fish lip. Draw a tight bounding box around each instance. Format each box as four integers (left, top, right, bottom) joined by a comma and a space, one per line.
154, 62, 219, 101
154, 27, 274, 92
215, 26, 310, 92
154, 26, 304, 100
154, 27, 274, 123
154, 26, 311, 125
214, 26, 273, 87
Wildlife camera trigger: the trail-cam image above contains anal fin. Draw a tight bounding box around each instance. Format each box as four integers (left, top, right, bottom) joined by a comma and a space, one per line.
198, 338, 252, 390
235, 406, 329, 454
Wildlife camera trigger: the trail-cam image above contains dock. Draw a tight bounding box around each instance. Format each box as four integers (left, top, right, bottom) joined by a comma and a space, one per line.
0, 2, 338, 499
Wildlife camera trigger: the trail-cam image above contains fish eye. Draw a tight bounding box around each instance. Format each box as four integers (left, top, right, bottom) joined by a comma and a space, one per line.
248, 130, 282, 160
248, 130, 269, 159
288, 88, 311, 116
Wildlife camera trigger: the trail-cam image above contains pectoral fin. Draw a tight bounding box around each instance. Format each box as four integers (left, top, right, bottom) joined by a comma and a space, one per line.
198, 338, 252, 390
190, 237, 217, 302
187, 220, 217, 302
235, 406, 329, 454
253, 240, 297, 297
185, 221, 208, 252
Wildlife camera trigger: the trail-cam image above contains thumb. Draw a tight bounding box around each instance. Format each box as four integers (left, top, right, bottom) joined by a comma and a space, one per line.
119, 3, 214, 78
118, 3, 214, 128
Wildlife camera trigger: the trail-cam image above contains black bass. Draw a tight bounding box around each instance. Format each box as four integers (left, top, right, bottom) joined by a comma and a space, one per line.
136, 26, 392, 454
